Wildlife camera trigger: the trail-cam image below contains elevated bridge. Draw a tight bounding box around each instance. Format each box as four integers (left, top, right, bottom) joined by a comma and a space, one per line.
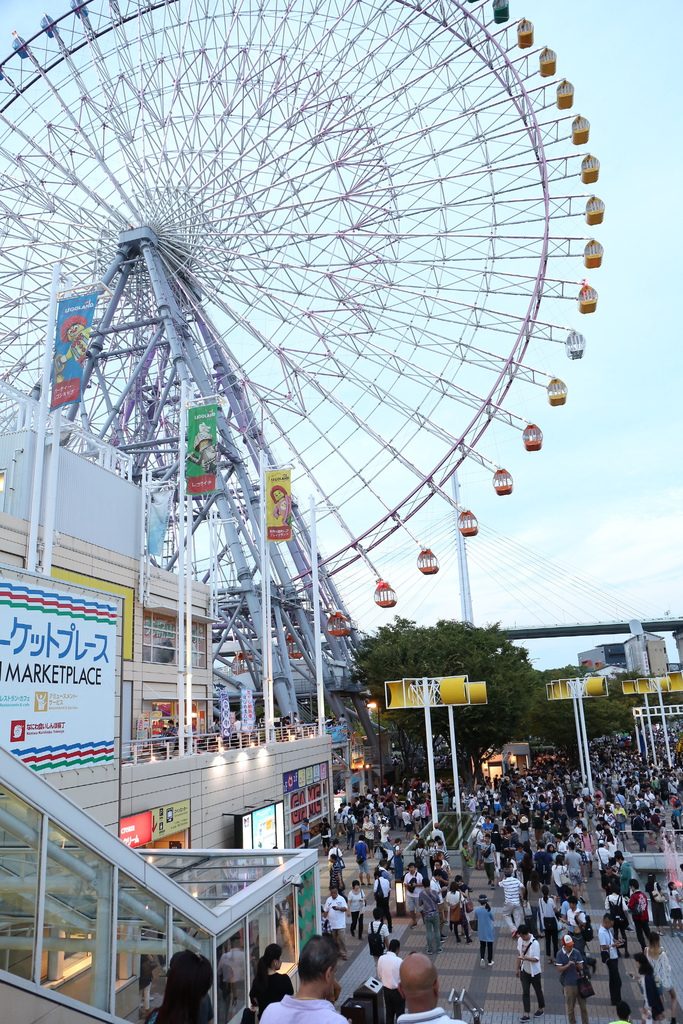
503, 618, 683, 640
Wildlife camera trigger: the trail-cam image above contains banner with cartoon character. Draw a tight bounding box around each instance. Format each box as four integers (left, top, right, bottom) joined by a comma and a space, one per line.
185, 404, 218, 494
265, 468, 292, 542
51, 291, 100, 409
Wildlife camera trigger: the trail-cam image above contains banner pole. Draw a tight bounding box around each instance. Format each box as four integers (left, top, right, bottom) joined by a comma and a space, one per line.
260, 451, 274, 742
576, 688, 593, 794
185, 481, 193, 751
176, 379, 187, 757
447, 705, 462, 818
644, 694, 658, 767
422, 679, 439, 828
27, 262, 61, 573
656, 683, 673, 768
309, 495, 325, 735
571, 689, 586, 783
41, 410, 61, 576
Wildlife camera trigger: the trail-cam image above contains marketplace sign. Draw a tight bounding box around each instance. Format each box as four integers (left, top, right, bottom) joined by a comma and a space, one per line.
0, 578, 117, 772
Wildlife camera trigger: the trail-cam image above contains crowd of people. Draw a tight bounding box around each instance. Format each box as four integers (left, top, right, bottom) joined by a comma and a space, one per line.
315, 730, 683, 1024
143, 728, 683, 1024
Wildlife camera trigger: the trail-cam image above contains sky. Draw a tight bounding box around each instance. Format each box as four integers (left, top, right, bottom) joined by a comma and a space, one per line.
3, 0, 682, 671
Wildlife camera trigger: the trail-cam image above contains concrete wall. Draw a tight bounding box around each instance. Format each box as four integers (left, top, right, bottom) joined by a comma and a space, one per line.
121, 734, 332, 847
0, 511, 212, 831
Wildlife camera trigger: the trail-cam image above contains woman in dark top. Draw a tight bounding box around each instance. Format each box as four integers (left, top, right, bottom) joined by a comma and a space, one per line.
645, 873, 667, 928
145, 949, 212, 1024
249, 944, 293, 1016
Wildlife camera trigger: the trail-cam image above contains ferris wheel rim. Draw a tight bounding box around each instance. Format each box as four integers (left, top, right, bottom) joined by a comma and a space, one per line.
0, 0, 591, 589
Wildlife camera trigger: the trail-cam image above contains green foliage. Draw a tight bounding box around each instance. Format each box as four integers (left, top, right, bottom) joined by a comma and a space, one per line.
356, 621, 646, 771
354, 617, 538, 775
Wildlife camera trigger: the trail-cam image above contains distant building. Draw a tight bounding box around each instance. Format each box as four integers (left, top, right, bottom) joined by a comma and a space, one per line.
624, 632, 668, 677
578, 643, 626, 669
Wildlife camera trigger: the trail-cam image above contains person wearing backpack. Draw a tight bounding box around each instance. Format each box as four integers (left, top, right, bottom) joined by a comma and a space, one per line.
367, 907, 389, 961
374, 869, 393, 932
628, 880, 651, 952
605, 880, 631, 957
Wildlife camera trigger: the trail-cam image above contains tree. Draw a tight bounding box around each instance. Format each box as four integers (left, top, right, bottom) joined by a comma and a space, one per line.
526, 666, 640, 751
354, 617, 538, 780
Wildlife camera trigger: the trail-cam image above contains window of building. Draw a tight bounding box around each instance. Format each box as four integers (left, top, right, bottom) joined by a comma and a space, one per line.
143, 612, 177, 665
192, 622, 207, 669
143, 613, 206, 669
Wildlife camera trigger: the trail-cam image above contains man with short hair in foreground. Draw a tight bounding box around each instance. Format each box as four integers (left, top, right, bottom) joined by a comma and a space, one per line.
260, 936, 346, 1024
396, 952, 466, 1024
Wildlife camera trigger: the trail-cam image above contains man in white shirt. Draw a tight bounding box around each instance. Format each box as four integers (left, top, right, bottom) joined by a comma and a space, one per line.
516, 923, 545, 1022
404, 863, 423, 927
598, 913, 623, 1007
377, 939, 405, 1024
261, 935, 347, 1024
323, 886, 349, 958
397, 952, 466, 1024
374, 871, 393, 932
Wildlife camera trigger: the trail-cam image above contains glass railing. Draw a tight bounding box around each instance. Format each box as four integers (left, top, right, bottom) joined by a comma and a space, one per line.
0, 746, 319, 1023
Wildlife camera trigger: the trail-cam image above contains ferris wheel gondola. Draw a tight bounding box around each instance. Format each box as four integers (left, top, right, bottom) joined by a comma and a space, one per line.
0, 0, 604, 713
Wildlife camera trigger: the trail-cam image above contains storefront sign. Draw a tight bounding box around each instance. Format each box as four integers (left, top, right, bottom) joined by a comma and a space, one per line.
290, 783, 322, 826
0, 579, 117, 772
282, 760, 328, 794
120, 811, 153, 849
151, 799, 191, 840
238, 801, 285, 849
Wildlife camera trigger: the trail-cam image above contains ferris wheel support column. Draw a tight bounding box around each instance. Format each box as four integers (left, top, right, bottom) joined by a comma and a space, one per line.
452, 473, 474, 625
27, 261, 61, 574
309, 497, 326, 735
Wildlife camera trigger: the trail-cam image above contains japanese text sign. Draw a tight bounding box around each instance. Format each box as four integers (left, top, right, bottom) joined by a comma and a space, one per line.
0, 579, 117, 771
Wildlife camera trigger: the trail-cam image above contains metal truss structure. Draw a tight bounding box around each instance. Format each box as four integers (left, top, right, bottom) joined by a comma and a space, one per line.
0, 1, 601, 724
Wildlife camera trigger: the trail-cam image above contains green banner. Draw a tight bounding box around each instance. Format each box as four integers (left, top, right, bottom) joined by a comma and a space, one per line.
185, 404, 218, 494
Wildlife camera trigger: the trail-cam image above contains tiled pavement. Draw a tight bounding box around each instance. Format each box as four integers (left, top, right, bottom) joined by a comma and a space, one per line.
324, 847, 683, 1024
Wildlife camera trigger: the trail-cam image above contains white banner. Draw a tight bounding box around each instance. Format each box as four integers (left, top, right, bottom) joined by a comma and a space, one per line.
219, 688, 234, 740
240, 687, 256, 731
0, 578, 117, 772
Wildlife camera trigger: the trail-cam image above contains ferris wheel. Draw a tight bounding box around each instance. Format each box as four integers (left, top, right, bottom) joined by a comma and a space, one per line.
0, 0, 603, 720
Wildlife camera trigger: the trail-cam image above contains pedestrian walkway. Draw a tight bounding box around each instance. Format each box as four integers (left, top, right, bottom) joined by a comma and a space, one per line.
332, 851, 658, 1023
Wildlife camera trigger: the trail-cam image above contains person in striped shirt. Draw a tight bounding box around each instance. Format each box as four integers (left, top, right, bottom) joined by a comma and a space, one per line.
499, 866, 526, 936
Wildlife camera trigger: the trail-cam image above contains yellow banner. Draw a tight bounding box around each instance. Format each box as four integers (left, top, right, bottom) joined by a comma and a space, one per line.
266, 468, 292, 542
384, 676, 478, 709
667, 672, 683, 692
467, 681, 488, 705
623, 678, 658, 695
584, 676, 608, 698
547, 680, 570, 701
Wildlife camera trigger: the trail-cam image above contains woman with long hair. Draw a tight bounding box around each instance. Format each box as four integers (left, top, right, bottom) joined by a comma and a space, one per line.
645, 874, 668, 929
146, 949, 213, 1024
646, 931, 677, 1024
633, 952, 664, 1022
248, 943, 294, 1016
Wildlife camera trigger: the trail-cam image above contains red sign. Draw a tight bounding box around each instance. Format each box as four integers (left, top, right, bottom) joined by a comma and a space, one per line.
119, 811, 153, 849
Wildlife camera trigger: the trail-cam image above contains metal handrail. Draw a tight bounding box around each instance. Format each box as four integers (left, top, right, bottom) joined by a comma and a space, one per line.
448, 987, 483, 1024
121, 723, 321, 763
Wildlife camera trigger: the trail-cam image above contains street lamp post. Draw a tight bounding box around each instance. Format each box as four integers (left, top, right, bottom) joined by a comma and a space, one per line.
367, 700, 383, 791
